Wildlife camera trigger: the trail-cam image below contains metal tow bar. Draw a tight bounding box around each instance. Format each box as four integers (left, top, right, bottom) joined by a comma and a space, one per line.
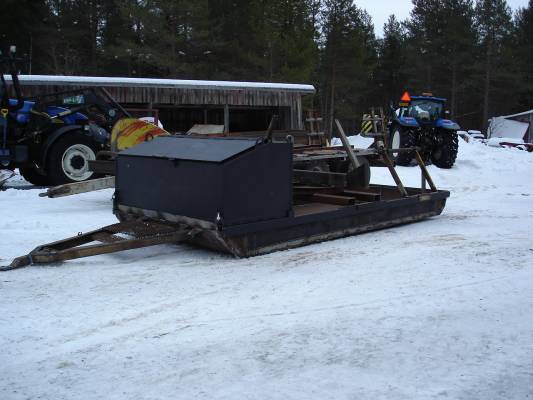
1, 220, 201, 271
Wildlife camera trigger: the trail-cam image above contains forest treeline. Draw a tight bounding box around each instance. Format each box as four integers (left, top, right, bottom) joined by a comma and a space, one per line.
1, 0, 532, 132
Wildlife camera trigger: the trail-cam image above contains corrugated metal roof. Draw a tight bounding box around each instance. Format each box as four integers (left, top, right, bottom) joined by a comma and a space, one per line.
3, 75, 316, 94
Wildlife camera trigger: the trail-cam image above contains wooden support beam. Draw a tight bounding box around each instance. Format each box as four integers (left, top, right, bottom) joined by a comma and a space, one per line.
312, 193, 356, 206
343, 190, 381, 202
40, 176, 115, 198
293, 169, 346, 188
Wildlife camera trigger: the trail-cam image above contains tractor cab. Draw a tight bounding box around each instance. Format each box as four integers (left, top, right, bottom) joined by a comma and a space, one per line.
395, 92, 459, 132
402, 95, 446, 123
398, 93, 447, 125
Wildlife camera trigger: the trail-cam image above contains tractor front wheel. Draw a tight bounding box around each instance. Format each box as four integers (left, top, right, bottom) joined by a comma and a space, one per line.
431, 131, 459, 169
390, 127, 416, 166
46, 132, 100, 185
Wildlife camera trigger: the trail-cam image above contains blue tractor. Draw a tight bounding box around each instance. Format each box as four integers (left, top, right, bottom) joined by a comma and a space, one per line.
388, 93, 460, 169
0, 47, 128, 185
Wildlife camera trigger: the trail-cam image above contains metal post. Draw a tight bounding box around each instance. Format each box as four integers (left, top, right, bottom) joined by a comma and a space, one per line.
370, 107, 378, 134
308, 110, 314, 133
296, 96, 303, 130
380, 107, 389, 148
414, 151, 437, 192
527, 112, 533, 143
224, 104, 229, 134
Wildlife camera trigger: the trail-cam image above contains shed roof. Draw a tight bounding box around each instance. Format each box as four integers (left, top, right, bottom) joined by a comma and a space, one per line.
4, 75, 315, 94
501, 109, 533, 119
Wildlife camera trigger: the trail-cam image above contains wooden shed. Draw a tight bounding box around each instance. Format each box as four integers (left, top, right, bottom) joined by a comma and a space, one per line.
10, 75, 316, 133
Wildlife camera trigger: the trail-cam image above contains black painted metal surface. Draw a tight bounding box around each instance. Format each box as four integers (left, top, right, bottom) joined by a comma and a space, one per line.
115, 135, 450, 258
120, 135, 262, 163
116, 136, 293, 227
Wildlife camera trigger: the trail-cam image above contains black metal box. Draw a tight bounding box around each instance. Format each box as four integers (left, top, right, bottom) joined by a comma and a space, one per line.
116, 136, 293, 226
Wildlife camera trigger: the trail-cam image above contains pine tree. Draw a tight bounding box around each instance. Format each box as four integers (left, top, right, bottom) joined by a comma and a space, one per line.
376, 15, 408, 105
0, 0, 52, 74
405, 0, 476, 115
99, 0, 139, 76
440, 0, 477, 119
204, 0, 265, 80
405, 0, 440, 92
515, 0, 533, 108
320, 0, 377, 136
475, 0, 513, 130
44, 0, 107, 75
261, 0, 319, 83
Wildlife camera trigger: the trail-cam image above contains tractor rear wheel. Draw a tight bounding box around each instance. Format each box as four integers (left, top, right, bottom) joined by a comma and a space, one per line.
46, 132, 100, 185
19, 166, 51, 186
431, 132, 459, 169
390, 126, 416, 166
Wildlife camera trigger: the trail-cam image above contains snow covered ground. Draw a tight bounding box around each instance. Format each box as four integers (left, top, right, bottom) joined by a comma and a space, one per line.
1, 140, 532, 400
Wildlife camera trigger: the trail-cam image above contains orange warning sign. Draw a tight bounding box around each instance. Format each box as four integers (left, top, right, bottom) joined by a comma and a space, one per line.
400, 92, 411, 102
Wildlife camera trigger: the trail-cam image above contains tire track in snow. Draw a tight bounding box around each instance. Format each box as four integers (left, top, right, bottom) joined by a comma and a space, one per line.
2, 271, 524, 370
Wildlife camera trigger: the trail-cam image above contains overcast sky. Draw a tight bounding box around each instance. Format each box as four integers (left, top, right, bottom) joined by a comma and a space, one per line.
357, 0, 530, 36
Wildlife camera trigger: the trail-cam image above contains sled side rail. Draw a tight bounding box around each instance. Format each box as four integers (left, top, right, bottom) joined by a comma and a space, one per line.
1, 220, 200, 271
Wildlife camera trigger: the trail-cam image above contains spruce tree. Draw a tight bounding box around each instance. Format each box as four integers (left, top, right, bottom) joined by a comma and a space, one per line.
320, 0, 377, 136
475, 0, 513, 130
406, 0, 476, 118
376, 15, 408, 105
0, 0, 52, 74
515, 0, 533, 108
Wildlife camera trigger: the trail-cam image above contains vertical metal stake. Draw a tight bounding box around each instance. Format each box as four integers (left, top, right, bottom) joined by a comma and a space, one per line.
414, 151, 437, 192
224, 104, 230, 134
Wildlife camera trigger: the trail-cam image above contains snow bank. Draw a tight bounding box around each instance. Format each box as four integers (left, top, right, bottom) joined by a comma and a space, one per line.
487, 137, 525, 147
330, 134, 374, 149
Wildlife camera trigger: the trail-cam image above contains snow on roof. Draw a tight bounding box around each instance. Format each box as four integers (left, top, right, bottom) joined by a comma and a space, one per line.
3, 75, 316, 94
501, 109, 533, 119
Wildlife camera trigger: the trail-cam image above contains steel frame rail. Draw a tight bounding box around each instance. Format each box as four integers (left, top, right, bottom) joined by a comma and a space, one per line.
1, 220, 199, 271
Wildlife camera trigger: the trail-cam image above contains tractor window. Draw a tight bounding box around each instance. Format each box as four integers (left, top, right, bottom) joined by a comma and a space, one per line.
406, 100, 443, 121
